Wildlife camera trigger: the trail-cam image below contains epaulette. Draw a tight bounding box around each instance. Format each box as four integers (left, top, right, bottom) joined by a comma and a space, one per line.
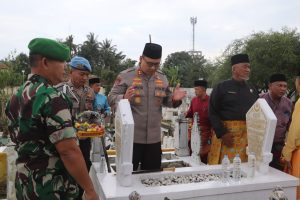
120, 67, 136, 74
156, 69, 165, 75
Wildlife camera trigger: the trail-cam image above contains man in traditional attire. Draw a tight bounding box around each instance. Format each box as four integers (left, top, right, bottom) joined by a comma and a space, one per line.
261, 73, 293, 171
186, 79, 212, 164
282, 69, 300, 200
208, 54, 259, 164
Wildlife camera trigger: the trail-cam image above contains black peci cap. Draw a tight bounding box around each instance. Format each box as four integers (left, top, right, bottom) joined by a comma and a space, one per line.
231, 54, 250, 66
142, 43, 162, 59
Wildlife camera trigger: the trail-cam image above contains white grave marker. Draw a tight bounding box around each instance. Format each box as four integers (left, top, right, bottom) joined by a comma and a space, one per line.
175, 114, 190, 156
246, 98, 277, 174
191, 112, 201, 164
115, 99, 134, 186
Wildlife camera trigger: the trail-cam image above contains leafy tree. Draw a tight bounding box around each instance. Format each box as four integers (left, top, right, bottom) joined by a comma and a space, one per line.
61, 35, 78, 57
78, 32, 102, 73
162, 51, 207, 87
208, 28, 300, 91
99, 39, 125, 72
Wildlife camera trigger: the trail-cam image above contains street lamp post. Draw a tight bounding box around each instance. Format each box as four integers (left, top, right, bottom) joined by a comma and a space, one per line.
21, 70, 25, 84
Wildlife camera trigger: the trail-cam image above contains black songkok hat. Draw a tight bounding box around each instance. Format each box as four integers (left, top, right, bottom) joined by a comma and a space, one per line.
89, 77, 100, 85
269, 73, 286, 83
297, 68, 300, 76
142, 43, 162, 59
231, 54, 250, 66
194, 80, 208, 88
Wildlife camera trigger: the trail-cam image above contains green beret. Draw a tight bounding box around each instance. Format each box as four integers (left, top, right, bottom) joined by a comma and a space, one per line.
28, 38, 70, 61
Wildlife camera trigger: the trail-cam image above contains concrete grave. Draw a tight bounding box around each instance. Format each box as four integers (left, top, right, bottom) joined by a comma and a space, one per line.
174, 114, 189, 156
114, 99, 134, 186
246, 98, 277, 174
191, 112, 201, 164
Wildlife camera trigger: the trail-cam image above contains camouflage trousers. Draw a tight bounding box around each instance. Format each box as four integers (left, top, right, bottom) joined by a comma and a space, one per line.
15, 162, 79, 200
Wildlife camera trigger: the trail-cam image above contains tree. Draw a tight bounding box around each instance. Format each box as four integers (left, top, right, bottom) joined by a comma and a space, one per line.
78, 32, 102, 73
62, 35, 78, 57
162, 51, 207, 87
99, 39, 125, 72
208, 28, 300, 91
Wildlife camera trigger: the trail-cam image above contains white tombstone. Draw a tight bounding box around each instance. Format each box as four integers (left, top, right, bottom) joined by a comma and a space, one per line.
246, 99, 277, 174
191, 112, 201, 164
174, 114, 190, 156
114, 99, 134, 187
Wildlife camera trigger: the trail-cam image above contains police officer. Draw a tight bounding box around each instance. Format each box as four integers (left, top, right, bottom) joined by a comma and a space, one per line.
65, 56, 95, 198
108, 42, 186, 171
5, 38, 99, 200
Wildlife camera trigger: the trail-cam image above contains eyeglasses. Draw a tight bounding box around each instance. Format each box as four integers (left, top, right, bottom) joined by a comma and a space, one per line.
142, 56, 160, 68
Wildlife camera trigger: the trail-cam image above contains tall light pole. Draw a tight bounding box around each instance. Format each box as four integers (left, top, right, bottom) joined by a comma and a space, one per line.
190, 17, 197, 53
21, 70, 25, 84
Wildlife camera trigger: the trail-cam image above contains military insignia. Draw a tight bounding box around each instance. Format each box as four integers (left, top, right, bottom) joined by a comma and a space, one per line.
132, 77, 142, 86
155, 79, 164, 87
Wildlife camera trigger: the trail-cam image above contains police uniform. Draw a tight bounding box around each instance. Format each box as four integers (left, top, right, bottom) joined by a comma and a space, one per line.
108, 64, 181, 170
5, 38, 79, 199
66, 56, 95, 199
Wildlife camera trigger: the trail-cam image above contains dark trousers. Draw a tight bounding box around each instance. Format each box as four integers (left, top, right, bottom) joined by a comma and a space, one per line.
78, 138, 91, 199
132, 142, 162, 171
270, 142, 284, 171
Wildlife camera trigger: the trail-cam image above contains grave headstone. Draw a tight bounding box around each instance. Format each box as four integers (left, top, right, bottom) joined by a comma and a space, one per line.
115, 99, 134, 186
191, 112, 201, 164
175, 114, 189, 156
246, 98, 277, 174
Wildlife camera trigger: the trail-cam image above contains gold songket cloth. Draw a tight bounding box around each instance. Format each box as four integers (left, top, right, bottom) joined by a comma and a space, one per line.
208, 120, 247, 164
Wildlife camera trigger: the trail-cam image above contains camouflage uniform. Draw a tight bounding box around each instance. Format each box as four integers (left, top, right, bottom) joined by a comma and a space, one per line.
5, 74, 78, 200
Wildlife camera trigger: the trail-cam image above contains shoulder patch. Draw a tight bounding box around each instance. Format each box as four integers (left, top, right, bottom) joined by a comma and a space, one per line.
156, 69, 165, 75
121, 67, 136, 74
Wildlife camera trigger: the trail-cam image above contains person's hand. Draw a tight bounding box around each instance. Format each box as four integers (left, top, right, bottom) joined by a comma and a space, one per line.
280, 156, 292, 172
221, 133, 233, 147
172, 84, 186, 101
123, 86, 136, 101
83, 190, 100, 200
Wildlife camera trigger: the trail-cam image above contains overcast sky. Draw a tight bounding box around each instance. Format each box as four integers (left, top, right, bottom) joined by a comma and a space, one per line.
1, 0, 299, 62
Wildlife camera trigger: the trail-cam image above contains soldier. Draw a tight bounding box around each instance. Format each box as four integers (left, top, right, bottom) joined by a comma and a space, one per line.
5, 38, 99, 200
65, 56, 95, 198
108, 42, 186, 171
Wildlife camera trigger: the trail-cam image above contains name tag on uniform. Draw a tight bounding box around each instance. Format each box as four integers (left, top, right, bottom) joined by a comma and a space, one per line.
227, 91, 236, 94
